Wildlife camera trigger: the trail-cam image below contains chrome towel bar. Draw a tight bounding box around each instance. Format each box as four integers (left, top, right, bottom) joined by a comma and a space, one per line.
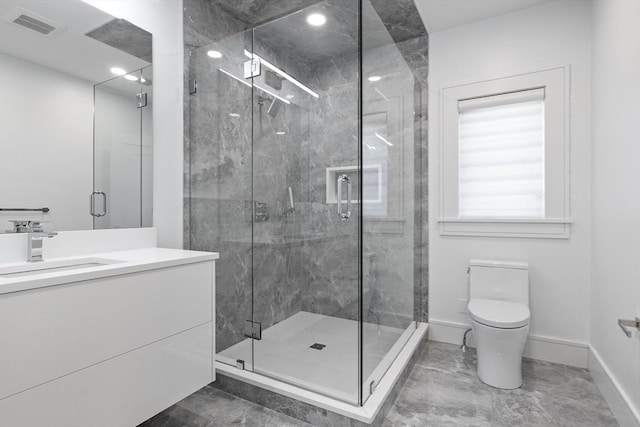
0, 207, 49, 213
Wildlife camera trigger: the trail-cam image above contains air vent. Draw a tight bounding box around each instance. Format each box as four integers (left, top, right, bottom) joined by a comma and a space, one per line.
3, 7, 65, 37
13, 14, 55, 35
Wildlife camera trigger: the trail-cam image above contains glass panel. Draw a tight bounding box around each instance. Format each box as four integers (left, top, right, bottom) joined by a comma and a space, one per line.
187, 30, 255, 369
361, 0, 420, 403
249, 0, 361, 404
93, 69, 145, 229
141, 66, 154, 227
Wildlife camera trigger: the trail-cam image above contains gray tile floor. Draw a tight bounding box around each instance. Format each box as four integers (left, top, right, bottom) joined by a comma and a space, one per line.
140, 341, 618, 427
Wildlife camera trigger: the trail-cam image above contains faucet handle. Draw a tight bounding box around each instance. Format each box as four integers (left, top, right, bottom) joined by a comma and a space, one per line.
7, 220, 30, 233
28, 221, 44, 233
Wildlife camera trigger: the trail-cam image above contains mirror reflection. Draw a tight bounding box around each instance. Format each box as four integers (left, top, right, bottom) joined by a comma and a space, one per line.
0, 0, 153, 233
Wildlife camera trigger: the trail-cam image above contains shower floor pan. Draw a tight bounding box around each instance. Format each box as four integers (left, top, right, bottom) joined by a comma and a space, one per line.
217, 311, 428, 423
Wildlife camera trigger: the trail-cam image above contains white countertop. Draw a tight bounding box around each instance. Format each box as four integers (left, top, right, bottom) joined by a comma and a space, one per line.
0, 248, 219, 295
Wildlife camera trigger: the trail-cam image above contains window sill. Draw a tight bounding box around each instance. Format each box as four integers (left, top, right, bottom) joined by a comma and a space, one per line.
437, 218, 572, 239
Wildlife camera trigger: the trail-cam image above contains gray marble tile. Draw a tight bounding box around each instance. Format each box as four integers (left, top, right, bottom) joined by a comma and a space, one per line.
384, 364, 494, 426
86, 18, 152, 63
369, 0, 427, 42
144, 341, 617, 427
384, 341, 618, 427
140, 387, 309, 427
140, 403, 214, 427
491, 358, 619, 427
184, 0, 248, 49
215, 0, 320, 26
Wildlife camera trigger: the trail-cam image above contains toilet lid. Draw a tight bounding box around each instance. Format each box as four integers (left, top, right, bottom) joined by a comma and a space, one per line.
468, 298, 530, 328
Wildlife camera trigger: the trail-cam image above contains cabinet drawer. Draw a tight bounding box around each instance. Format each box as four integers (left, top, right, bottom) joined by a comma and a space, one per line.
0, 261, 213, 398
0, 322, 213, 427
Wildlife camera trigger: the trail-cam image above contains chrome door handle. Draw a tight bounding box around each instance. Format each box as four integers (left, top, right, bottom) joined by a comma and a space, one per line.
90, 191, 107, 217
618, 317, 640, 338
337, 174, 352, 221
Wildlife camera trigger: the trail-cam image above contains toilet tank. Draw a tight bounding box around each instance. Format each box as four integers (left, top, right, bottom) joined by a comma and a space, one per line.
469, 259, 529, 306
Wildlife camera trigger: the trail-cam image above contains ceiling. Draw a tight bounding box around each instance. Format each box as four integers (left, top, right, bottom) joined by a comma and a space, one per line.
415, 0, 556, 33
0, 0, 149, 83
222, 0, 413, 69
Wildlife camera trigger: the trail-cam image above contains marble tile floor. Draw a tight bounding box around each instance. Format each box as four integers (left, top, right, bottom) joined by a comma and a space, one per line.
140, 341, 618, 427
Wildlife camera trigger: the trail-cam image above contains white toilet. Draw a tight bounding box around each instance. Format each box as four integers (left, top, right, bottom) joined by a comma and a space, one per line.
467, 259, 530, 389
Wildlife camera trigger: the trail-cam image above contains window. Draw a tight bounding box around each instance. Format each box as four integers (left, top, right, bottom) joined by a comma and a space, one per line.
458, 89, 545, 218
439, 68, 571, 238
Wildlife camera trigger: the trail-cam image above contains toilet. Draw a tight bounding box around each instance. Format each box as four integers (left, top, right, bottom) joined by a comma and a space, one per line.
467, 259, 530, 389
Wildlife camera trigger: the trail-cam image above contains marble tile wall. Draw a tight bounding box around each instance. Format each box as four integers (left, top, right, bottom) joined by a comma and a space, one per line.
184, 1, 253, 352
86, 19, 153, 63
184, 0, 429, 354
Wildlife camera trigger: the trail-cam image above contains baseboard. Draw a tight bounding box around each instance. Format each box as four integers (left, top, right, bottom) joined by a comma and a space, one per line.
428, 319, 589, 368
589, 347, 640, 427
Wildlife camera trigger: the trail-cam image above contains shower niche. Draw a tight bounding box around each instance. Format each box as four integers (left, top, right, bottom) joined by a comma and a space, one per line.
187, 0, 423, 409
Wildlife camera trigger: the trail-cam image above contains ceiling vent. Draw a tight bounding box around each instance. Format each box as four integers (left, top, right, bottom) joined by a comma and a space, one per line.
2, 7, 65, 37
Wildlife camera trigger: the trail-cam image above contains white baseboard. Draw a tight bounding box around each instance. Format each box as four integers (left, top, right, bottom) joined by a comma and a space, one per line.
428, 319, 589, 368
589, 347, 640, 427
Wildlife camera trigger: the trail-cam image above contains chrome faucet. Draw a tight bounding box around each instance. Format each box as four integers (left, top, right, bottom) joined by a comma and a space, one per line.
27, 231, 57, 262
14, 221, 58, 262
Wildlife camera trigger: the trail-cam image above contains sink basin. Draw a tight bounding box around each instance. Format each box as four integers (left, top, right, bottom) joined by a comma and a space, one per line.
0, 258, 122, 279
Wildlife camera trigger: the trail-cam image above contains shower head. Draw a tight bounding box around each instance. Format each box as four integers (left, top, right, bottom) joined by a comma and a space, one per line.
267, 98, 283, 117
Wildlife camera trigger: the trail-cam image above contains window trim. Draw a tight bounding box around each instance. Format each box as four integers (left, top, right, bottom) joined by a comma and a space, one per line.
439, 67, 572, 239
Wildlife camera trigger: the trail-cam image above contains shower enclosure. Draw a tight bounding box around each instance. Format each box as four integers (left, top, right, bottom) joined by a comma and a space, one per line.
187, 0, 422, 406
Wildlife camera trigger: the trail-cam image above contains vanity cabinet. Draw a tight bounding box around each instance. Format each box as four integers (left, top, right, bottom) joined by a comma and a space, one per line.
0, 256, 216, 427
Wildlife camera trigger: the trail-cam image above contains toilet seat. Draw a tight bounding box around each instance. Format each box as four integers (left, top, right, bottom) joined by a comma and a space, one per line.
468, 298, 530, 329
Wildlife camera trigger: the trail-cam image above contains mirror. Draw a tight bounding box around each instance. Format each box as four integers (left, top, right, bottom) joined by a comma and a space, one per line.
0, 0, 153, 233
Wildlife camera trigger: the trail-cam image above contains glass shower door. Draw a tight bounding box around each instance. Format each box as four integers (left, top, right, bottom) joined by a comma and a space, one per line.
93, 67, 151, 229
188, 30, 255, 371
249, 0, 362, 404
360, 0, 419, 403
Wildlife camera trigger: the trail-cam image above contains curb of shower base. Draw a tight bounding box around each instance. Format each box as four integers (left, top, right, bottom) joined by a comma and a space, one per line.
214, 322, 429, 424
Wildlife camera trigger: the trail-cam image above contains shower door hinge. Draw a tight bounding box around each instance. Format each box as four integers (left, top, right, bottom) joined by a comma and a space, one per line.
369, 380, 376, 395
189, 79, 197, 95
244, 58, 261, 78
236, 359, 245, 370
136, 92, 148, 108
244, 320, 262, 340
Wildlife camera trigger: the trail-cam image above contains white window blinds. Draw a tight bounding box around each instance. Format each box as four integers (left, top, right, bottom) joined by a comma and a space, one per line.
458, 88, 545, 218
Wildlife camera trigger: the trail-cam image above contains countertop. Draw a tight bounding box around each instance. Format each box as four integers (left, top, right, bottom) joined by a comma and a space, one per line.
0, 248, 219, 295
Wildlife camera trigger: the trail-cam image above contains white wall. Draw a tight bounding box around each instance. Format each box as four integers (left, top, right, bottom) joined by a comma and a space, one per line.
590, 0, 640, 423
85, 0, 184, 248
428, 0, 593, 367
0, 53, 94, 232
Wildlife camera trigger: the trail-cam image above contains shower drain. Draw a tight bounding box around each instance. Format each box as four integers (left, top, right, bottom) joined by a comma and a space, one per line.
310, 343, 326, 350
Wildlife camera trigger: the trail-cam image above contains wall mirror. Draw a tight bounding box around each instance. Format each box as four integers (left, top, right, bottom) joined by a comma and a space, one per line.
0, 0, 153, 233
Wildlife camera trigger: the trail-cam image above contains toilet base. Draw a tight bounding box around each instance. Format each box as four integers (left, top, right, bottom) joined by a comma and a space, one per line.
471, 319, 529, 389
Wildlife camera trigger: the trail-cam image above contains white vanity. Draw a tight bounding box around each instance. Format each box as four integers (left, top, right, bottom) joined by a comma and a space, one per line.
0, 229, 218, 427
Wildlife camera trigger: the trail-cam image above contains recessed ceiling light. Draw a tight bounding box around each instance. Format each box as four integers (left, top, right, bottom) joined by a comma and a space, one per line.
229, 113, 240, 117
207, 50, 223, 59
285, 94, 295, 99
306, 13, 326, 26
110, 67, 126, 76
368, 75, 381, 82
276, 131, 286, 135
124, 74, 138, 81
